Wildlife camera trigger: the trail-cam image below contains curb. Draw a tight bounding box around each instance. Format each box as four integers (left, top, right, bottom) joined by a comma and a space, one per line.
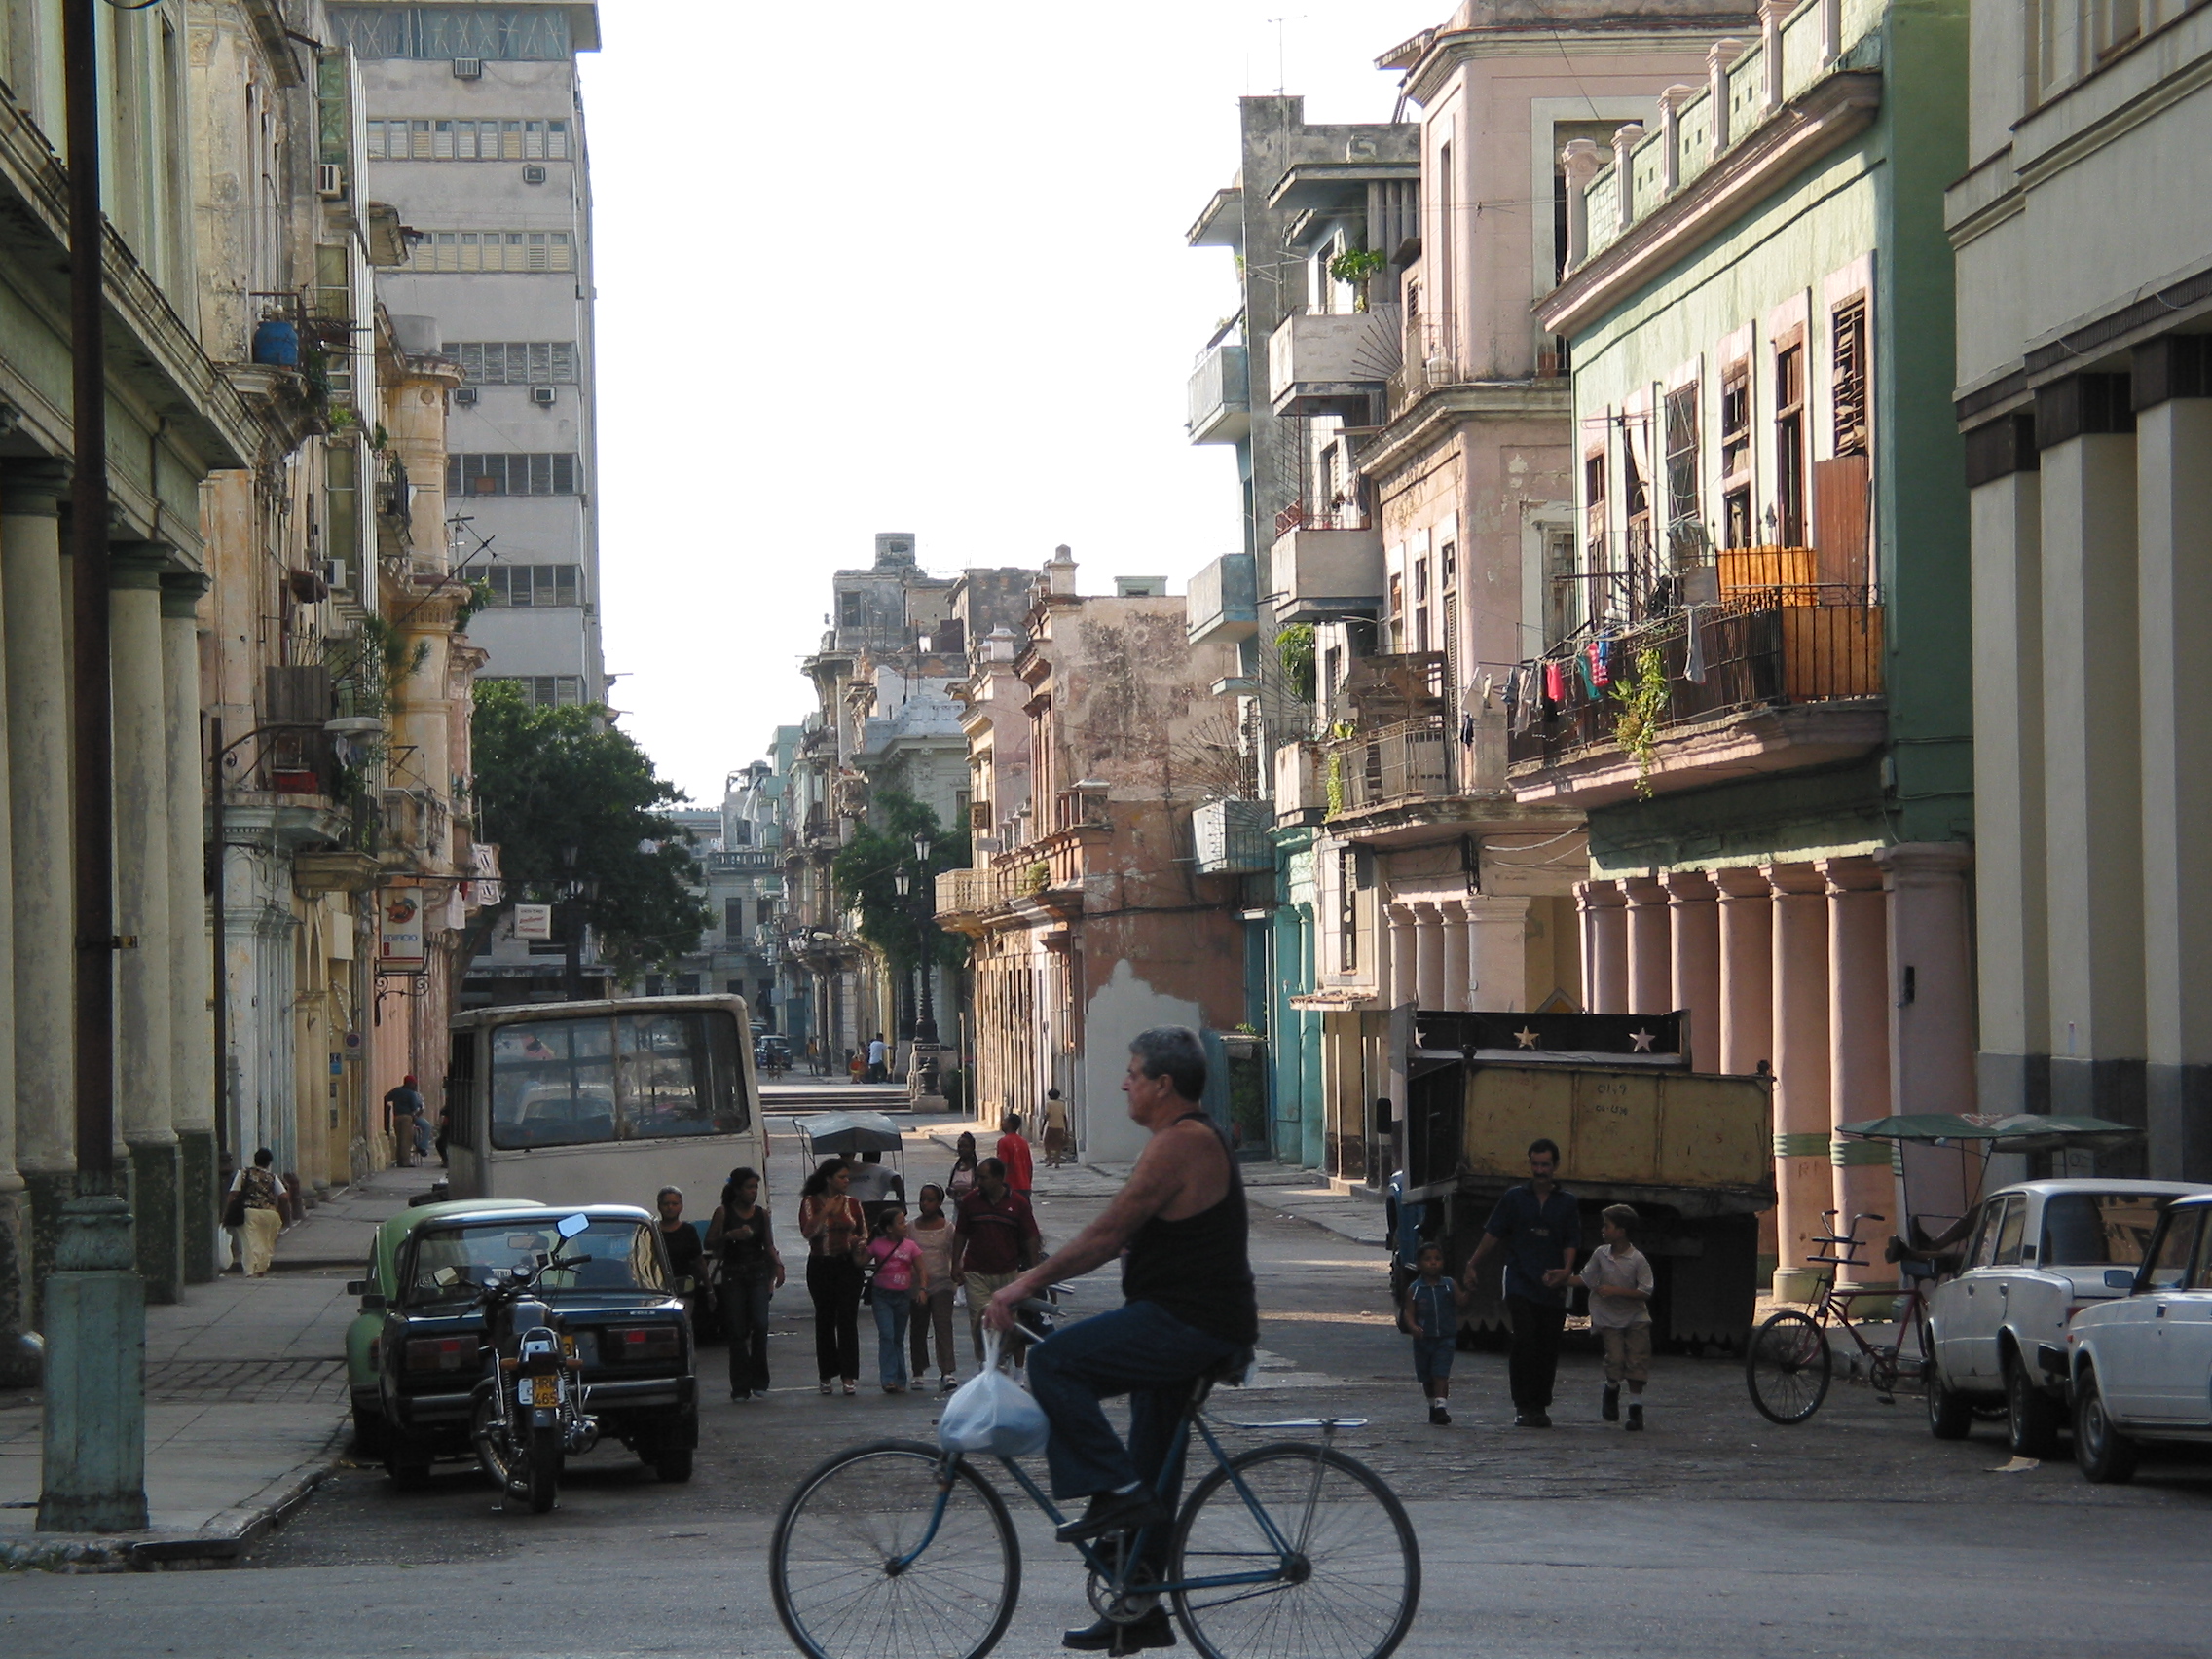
0, 1417, 350, 1574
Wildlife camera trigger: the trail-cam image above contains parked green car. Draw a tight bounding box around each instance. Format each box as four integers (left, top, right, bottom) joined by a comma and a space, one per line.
346, 1198, 546, 1458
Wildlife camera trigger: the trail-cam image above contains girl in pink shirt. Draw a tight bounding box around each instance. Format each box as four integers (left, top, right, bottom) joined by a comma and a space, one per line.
867, 1207, 928, 1392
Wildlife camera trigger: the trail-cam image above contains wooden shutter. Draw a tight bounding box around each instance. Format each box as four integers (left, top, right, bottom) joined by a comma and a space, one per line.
1812, 455, 1870, 590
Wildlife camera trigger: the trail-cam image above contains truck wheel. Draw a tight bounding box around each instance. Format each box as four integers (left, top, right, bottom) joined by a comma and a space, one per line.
385, 1442, 433, 1491
654, 1449, 694, 1483
350, 1399, 389, 1459
2073, 1366, 2138, 1484
2003, 1346, 2061, 1458
1925, 1347, 1972, 1440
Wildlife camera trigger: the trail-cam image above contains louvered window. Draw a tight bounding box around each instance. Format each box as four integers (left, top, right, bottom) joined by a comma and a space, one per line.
365, 117, 569, 160
1832, 298, 1869, 458
446, 455, 580, 497
481, 564, 581, 607
406, 231, 571, 273
453, 341, 578, 384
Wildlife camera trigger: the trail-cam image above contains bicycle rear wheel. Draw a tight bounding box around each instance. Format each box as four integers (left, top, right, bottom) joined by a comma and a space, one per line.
770, 1438, 1019, 1659
1747, 1309, 1831, 1424
1170, 1443, 1419, 1659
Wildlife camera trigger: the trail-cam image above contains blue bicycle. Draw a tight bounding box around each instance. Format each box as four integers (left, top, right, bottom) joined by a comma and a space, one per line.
768, 1304, 1419, 1659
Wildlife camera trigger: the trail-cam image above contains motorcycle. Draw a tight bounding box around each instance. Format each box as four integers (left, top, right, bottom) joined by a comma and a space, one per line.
436, 1212, 599, 1514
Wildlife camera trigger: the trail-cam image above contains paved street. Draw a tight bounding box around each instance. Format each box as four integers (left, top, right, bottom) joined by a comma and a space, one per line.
2, 1135, 2206, 1652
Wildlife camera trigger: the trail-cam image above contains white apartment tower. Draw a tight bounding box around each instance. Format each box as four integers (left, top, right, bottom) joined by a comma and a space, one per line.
333, 2, 607, 708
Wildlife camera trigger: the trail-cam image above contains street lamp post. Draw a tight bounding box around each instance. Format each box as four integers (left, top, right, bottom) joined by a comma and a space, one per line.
912, 834, 939, 1047
561, 844, 583, 1002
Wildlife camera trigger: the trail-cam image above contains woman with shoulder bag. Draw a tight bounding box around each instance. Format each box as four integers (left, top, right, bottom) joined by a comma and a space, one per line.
797, 1158, 866, 1396
227, 1148, 284, 1276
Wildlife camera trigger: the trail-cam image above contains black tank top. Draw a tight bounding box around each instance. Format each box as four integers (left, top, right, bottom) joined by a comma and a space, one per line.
1121, 1116, 1258, 1346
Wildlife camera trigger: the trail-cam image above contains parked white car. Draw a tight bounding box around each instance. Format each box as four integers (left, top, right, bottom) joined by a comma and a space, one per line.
2066, 1191, 2212, 1482
1924, 1179, 2206, 1456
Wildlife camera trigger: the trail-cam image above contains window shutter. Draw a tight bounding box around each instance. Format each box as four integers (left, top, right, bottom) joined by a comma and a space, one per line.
411, 119, 432, 159
524, 120, 546, 159
553, 454, 575, 494
365, 121, 387, 160
432, 120, 454, 159
548, 120, 569, 159
501, 119, 522, 160
528, 341, 551, 383
552, 341, 575, 382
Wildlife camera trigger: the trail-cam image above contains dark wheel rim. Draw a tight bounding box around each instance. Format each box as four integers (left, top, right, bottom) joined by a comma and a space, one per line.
1747, 1311, 1831, 1425
1171, 1444, 1419, 1659
771, 1440, 1019, 1659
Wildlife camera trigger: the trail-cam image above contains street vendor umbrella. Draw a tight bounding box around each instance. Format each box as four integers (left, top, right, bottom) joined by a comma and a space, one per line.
1836, 1113, 2142, 1152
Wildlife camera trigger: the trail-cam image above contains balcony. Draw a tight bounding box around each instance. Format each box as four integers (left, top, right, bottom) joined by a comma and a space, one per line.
1187, 552, 1258, 646
1266, 511, 1383, 625
1323, 717, 1452, 818
1192, 798, 1272, 875
1508, 582, 1887, 807
1273, 739, 1327, 825
1187, 342, 1250, 445
1268, 306, 1402, 420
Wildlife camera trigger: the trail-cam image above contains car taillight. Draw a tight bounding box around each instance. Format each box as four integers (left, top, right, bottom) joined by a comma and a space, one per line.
613, 1325, 681, 1361
405, 1336, 476, 1372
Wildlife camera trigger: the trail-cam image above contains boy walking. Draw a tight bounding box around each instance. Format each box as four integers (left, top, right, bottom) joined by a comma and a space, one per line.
1397, 1242, 1467, 1425
1579, 1203, 1655, 1430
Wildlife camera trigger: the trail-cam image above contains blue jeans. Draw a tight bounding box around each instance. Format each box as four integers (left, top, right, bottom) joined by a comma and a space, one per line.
1026, 1299, 1242, 1507
873, 1292, 912, 1386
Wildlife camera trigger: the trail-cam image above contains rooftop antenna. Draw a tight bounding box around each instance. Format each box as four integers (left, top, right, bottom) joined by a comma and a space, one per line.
1267, 15, 1307, 94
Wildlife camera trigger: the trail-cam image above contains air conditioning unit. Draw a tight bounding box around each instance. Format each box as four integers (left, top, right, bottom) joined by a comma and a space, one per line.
315, 163, 345, 199
531, 386, 557, 406
451, 56, 482, 79
522, 164, 547, 185
452, 386, 478, 406
322, 558, 350, 592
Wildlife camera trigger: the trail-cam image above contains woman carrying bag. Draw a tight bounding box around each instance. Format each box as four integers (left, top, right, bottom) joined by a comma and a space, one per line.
227, 1148, 284, 1276
797, 1157, 866, 1396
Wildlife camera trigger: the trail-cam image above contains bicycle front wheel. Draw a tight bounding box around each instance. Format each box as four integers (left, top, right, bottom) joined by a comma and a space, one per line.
1170, 1443, 1419, 1659
769, 1438, 1020, 1659
1747, 1309, 1831, 1424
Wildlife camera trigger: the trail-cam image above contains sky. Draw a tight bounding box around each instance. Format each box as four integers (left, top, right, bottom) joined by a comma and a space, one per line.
580, 0, 1443, 806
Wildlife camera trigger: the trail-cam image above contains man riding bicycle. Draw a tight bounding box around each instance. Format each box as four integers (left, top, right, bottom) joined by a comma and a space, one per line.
985, 1025, 1257, 1654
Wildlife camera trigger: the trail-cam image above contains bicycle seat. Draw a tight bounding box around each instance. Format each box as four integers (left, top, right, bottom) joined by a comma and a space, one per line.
1183, 1347, 1256, 1409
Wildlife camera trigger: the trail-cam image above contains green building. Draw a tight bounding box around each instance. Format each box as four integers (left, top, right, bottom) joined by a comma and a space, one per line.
1522, 0, 1973, 1296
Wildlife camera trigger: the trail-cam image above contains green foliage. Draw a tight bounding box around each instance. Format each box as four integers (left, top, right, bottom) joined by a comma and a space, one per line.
469, 681, 710, 975
1327, 247, 1388, 285
453, 575, 495, 633
1275, 623, 1316, 703
829, 791, 970, 973
1609, 647, 1671, 800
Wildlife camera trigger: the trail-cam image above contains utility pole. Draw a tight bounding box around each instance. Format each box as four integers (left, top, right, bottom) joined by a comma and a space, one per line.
41, 0, 148, 1533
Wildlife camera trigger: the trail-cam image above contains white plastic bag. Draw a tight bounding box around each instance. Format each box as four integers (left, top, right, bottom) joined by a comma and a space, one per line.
937, 1332, 1048, 1457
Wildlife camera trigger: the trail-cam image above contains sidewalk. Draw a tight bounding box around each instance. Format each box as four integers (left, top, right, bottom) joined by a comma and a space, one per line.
0, 1166, 437, 1571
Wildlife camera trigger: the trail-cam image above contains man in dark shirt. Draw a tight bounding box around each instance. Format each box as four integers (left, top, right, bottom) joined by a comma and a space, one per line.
953, 1157, 1042, 1367
1464, 1137, 1580, 1427
384, 1075, 424, 1168
986, 1027, 1257, 1655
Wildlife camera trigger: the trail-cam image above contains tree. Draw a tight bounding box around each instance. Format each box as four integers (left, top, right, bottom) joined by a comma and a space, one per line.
468, 682, 711, 976
830, 791, 968, 974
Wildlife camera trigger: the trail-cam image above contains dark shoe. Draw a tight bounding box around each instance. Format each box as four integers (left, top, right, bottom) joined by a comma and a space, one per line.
1602, 1384, 1620, 1422
1062, 1608, 1176, 1652
731, 1388, 751, 1401
1055, 1488, 1171, 1544
1428, 1401, 1451, 1426
1626, 1403, 1645, 1431
1514, 1412, 1553, 1428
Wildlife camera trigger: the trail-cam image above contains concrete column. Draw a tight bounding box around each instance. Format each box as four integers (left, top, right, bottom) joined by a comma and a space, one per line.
160, 576, 215, 1280
1577, 880, 1629, 1014
2040, 426, 2146, 1137
1767, 863, 1831, 1300
1386, 904, 1418, 1012
1822, 857, 1894, 1267
110, 550, 178, 1302
1664, 870, 1721, 1070
1464, 896, 1531, 1012
1440, 900, 1470, 1012
0, 469, 26, 1382
1, 461, 74, 1320
1970, 463, 2048, 1117
1623, 876, 1672, 1015
1877, 842, 1978, 1231
1412, 903, 1446, 1011
1714, 866, 1773, 1074
2136, 395, 2212, 1179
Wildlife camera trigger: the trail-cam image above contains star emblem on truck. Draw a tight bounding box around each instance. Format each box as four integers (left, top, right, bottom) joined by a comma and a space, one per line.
1630, 1029, 1656, 1051
1514, 1027, 1540, 1049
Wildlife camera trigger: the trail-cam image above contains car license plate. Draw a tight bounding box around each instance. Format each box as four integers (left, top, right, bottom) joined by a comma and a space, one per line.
530, 1375, 559, 1408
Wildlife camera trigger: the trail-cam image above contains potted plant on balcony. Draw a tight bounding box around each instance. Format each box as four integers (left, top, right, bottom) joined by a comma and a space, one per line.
1327, 247, 1389, 313
1610, 648, 1670, 799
